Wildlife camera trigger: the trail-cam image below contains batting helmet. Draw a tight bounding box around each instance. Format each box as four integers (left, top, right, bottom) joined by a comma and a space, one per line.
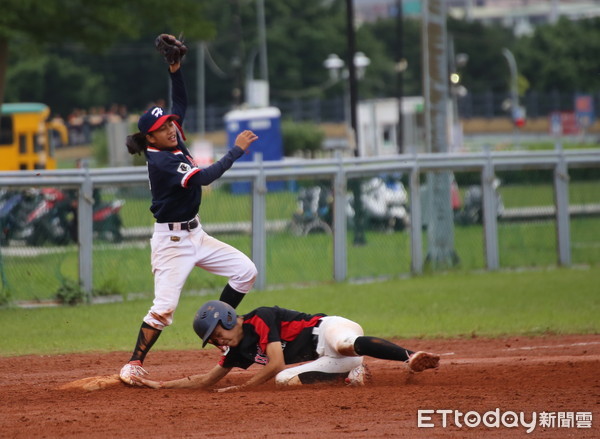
193, 300, 237, 347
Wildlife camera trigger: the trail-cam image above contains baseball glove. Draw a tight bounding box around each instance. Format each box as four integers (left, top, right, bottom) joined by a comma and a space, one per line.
155, 33, 188, 65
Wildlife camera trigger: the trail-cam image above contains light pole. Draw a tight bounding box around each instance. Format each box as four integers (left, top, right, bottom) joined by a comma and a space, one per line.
323, 52, 371, 127
448, 36, 468, 152
422, 0, 459, 269
502, 48, 521, 147
324, 50, 370, 246
245, 0, 270, 108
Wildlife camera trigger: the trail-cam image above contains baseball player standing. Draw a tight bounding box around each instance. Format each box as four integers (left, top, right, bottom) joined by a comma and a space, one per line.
132, 300, 440, 390
120, 35, 259, 385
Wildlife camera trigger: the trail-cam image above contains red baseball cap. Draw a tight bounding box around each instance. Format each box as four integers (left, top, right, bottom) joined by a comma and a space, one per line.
138, 106, 180, 135
137, 105, 186, 140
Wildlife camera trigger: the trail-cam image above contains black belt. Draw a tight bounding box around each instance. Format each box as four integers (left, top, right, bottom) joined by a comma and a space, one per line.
168, 217, 199, 231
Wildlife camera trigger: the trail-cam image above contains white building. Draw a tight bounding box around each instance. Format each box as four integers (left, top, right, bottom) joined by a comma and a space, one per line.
354, 0, 600, 35
357, 97, 425, 156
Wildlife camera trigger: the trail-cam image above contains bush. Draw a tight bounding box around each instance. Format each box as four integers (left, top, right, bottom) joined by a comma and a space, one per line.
281, 120, 325, 157
54, 278, 123, 306
55, 279, 85, 306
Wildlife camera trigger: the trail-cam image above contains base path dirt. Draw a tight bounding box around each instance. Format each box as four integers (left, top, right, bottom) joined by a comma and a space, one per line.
1, 334, 598, 438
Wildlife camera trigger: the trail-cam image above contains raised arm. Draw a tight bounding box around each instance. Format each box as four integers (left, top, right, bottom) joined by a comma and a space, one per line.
186, 130, 259, 186
169, 63, 187, 121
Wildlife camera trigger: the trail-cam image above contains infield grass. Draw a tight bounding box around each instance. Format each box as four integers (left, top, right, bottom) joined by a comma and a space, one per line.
0, 266, 598, 357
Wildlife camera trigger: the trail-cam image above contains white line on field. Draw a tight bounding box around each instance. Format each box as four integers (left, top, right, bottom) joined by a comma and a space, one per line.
504, 341, 600, 351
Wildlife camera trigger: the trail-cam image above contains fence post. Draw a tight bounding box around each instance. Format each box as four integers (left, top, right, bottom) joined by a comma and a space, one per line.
482, 146, 499, 270
554, 142, 571, 266
333, 150, 347, 281
78, 163, 94, 301
252, 152, 267, 290
410, 151, 423, 274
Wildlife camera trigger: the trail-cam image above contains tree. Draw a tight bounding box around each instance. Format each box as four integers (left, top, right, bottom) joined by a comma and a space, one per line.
0, 0, 215, 113
516, 17, 600, 93
361, 16, 518, 98
198, 0, 393, 104
360, 16, 422, 97
200, 0, 350, 103
448, 18, 517, 94
5, 54, 109, 117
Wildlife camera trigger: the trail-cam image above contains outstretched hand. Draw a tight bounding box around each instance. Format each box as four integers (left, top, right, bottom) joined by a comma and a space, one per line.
234, 130, 259, 152
131, 375, 162, 389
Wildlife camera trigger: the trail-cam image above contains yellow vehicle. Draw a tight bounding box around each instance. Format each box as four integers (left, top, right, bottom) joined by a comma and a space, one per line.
0, 103, 68, 171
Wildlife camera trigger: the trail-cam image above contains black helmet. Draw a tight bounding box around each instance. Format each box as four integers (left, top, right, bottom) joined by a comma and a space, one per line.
193, 300, 237, 347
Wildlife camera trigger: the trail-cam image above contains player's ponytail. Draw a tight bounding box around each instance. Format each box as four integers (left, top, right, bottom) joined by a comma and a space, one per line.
126, 132, 147, 155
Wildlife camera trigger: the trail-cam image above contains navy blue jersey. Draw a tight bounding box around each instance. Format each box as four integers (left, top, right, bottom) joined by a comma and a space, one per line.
219, 307, 326, 370
144, 69, 244, 223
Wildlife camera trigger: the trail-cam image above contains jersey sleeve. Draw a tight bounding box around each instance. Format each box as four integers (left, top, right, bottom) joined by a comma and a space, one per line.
169, 68, 187, 123
218, 350, 254, 370
186, 146, 244, 187
148, 151, 197, 189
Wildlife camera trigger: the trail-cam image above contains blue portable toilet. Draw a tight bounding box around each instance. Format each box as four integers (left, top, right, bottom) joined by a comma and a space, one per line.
224, 106, 285, 193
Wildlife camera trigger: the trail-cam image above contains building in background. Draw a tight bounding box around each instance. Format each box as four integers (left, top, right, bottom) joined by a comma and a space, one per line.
355, 0, 600, 35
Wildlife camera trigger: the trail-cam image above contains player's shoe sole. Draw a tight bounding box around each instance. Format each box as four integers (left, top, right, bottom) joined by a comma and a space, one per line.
119, 361, 148, 385
408, 351, 440, 372
345, 363, 372, 386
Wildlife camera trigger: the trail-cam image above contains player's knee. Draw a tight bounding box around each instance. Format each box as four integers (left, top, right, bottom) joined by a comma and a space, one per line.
239, 262, 258, 288
245, 262, 258, 284
145, 309, 176, 329
275, 370, 300, 386
336, 336, 360, 356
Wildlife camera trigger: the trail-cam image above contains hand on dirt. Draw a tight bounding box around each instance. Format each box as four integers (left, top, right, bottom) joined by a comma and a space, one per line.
215, 385, 241, 393
131, 375, 161, 389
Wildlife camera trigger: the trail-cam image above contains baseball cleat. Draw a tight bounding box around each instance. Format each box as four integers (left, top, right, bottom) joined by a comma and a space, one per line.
119, 360, 148, 385
407, 351, 440, 372
345, 363, 372, 386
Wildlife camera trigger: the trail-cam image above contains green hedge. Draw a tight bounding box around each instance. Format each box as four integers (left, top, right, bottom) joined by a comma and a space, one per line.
281, 120, 325, 157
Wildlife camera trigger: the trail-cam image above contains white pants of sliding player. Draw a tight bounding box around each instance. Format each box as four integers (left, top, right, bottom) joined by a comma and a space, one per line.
275, 316, 364, 385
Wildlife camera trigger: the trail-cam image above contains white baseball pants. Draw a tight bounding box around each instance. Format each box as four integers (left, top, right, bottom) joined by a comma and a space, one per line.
275, 316, 364, 385
143, 220, 257, 329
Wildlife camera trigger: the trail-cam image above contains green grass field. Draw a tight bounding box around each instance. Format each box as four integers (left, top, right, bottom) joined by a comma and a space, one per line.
2, 212, 599, 302
0, 267, 597, 357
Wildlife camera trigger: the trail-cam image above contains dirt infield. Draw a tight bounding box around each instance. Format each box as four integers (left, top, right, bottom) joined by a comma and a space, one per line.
1, 334, 598, 438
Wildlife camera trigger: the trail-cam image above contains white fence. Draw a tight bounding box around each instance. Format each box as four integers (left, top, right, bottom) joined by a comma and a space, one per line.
1, 146, 598, 299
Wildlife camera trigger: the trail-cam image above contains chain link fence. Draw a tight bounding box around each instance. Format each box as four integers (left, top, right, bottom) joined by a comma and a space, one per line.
1, 148, 598, 306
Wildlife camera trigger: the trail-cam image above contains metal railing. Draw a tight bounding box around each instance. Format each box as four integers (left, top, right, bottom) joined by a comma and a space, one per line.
1, 146, 598, 300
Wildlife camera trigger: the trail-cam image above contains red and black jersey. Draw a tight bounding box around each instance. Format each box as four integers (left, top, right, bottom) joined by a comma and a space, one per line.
219, 306, 326, 369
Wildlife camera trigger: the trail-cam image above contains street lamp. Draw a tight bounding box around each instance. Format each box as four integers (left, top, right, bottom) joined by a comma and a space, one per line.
502, 48, 523, 147
324, 54, 345, 81
323, 52, 371, 129
448, 47, 468, 152
323, 52, 371, 81
324, 50, 370, 246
